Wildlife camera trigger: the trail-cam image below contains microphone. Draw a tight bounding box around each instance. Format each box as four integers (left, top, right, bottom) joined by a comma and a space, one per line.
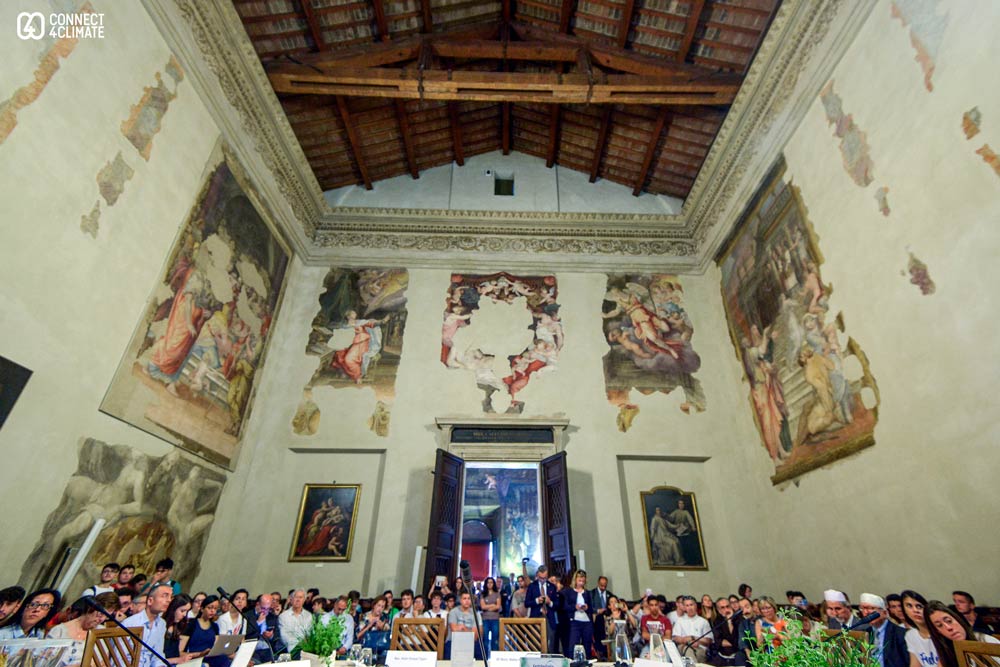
216, 587, 275, 663
849, 612, 881, 629
83, 596, 171, 667
680, 609, 743, 657
456, 560, 488, 667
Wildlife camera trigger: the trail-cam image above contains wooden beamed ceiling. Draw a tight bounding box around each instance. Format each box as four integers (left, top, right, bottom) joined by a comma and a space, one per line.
234, 0, 780, 199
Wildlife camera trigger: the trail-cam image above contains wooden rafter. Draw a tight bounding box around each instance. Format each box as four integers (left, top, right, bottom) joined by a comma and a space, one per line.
335, 96, 373, 189
372, 0, 390, 42
432, 40, 578, 61
633, 106, 669, 196
395, 100, 419, 178
420, 0, 433, 33
502, 102, 511, 154
270, 68, 740, 105
676, 0, 706, 63
616, 0, 637, 48
299, 0, 325, 50
589, 106, 612, 182
448, 102, 465, 165
546, 103, 561, 167
559, 0, 575, 33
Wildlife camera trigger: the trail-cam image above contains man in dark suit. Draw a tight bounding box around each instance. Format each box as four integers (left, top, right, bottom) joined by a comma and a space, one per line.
859, 594, 908, 667
525, 565, 559, 653
590, 576, 613, 659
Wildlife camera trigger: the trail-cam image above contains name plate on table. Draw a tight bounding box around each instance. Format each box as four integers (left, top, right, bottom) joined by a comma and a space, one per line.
665, 640, 685, 666
520, 656, 569, 667
490, 651, 539, 667
385, 651, 437, 667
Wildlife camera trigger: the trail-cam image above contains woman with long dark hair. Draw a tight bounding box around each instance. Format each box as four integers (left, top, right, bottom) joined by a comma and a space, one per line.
479, 577, 501, 657
925, 600, 1000, 667
0, 588, 61, 639
180, 595, 231, 667
164, 594, 192, 663
901, 590, 939, 667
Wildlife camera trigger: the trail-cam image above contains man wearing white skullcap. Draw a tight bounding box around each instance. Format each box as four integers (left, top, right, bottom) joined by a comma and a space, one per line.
858, 593, 908, 667
823, 590, 858, 630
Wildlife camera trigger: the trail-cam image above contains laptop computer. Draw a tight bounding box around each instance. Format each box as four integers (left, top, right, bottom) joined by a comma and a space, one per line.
206, 634, 245, 657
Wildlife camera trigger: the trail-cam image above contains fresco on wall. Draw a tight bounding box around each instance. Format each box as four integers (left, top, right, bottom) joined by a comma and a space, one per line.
20, 438, 225, 598
819, 81, 875, 187
962, 107, 981, 139
890, 0, 949, 92
442, 272, 561, 414
875, 187, 891, 217
906, 251, 936, 295
121, 56, 184, 161
718, 158, 879, 484
101, 144, 289, 470
602, 274, 705, 430
302, 269, 409, 437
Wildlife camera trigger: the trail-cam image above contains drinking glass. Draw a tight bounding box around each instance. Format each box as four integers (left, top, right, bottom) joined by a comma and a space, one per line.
361, 648, 373, 667
573, 644, 586, 664
350, 645, 363, 664
612, 620, 632, 664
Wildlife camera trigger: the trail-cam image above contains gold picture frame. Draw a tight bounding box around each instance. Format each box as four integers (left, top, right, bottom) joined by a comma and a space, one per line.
289, 484, 361, 562
640, 486, 707, 571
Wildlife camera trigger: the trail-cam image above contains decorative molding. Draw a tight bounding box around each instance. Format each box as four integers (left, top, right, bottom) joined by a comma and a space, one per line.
143, 0, 864, 271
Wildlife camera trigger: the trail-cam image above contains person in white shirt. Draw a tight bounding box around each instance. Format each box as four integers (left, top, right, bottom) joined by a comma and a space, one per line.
83, 563, 120, 597
320, 596, 355, 658
424, 592, 448, 620
278, 589, 313, 651
122, 583, 172, 667
672, 596, 712, 664
217, 589, 249, 636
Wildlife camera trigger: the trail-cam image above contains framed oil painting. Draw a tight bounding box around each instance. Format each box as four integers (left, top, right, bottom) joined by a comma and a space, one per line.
0, 355, 32, 432
100, 142, 289, 470
289, 484, 361, 562
717, 157, 879, 484
640, 486, 707, 570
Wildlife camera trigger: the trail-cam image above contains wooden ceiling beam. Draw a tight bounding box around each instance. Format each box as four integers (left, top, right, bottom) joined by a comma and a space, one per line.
546, 103, 561, 167
589, 105, 612, 182
432, 40, 579, 61
420, 0, 433, 33
559, 0, 575, 33
372, 0, 390, 42
395, 100, 419, 178
447, 102, 465, 165
502, 102, 511, 154
616, 0, 637, 48
633, 106, 670, 196
335, 96, 373, 189
299, 0, 326, 50
270, 68, 740, 104
676, 0, 705, 62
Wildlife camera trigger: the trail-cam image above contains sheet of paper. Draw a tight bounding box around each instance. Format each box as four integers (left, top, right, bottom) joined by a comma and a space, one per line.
665, 640, 685, 666
451, 631, 475, 667
230, 642, 258, 667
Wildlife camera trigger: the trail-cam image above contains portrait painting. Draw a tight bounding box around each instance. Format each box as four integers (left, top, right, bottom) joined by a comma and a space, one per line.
296, 269, 408, 438
289, 484, 361, 562
640, 486, 707, 570
442, 272, 561, 415
20, 438, 225, 599
100, 142, 289, 469
0, 355, 32, 432
718, 157, 879, 484
602, 274, 705, 431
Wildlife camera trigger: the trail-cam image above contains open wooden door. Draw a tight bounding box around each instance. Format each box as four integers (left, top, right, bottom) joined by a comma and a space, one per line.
423, 448, 464, 593
540, 451, 574, 577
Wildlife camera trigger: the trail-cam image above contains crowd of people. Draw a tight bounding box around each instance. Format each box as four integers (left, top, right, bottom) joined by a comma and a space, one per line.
1, 559, 996, 667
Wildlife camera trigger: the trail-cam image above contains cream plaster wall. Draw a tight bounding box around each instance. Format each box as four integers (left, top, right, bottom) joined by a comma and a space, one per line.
0, 1, 237, 582
726, 0, 1000, 603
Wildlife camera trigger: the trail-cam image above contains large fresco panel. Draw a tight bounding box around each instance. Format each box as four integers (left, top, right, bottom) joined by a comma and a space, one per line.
718, 158, 879, 484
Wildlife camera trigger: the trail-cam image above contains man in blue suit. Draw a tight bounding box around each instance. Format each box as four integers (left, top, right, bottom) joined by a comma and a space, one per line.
525, 565, 559, 653
859, 593, 908, 667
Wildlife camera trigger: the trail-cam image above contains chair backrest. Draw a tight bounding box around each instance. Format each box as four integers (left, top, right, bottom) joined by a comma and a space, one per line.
955, 639, 1000, 667
82, 626, 144, 667
389, 618, 446, 659
499, 618, 546, 652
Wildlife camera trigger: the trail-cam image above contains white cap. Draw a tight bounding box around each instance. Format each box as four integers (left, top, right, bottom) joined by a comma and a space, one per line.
860, 593, 885, 608
823, 589, 848, 603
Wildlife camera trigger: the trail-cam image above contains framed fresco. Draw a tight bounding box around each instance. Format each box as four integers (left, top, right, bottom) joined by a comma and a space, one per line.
717, 157, 879, 484
289, 484, 361, 562
640, 486, 707, 570
0, 355, 32, 432
100, 142, 290, 470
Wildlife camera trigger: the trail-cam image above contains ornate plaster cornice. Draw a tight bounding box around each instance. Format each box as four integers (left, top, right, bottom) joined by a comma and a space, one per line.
143, 0, 867, 272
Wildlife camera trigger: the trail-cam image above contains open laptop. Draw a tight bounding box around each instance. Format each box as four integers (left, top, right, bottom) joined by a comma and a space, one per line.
206, 634, 245, 657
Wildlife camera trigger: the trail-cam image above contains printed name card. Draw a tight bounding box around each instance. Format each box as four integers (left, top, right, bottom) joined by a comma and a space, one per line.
489, 651, 539, 667
385, 651, 437, 667
520, 656, 569, 667
634, 659, 667, 667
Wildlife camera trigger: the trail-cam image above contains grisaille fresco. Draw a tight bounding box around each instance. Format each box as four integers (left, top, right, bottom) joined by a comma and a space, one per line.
718, 158, 879, 484
101, 143, 289, 469
20, 438, 225, 598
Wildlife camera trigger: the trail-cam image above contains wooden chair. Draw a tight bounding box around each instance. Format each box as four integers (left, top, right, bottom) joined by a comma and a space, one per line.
499, 618, 546, 653
389, 617, 446, 659
81, 626, 144, 667
955, 639, 1000, 667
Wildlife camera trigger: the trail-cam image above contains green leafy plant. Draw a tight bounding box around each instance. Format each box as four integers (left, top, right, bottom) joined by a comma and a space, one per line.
294, 615, 347, 666
747, 611, 877, 667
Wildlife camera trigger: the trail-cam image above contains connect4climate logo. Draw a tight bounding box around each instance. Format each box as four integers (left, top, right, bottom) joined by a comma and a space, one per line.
17, 10, 105, 40
16, 12, 44, 40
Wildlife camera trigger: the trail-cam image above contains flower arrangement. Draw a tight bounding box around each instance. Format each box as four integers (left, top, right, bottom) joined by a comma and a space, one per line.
748, 612, 876, 667
294, 615, 347, 667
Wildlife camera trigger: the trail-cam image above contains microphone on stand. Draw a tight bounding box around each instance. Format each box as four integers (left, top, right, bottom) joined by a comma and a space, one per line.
458, 560, 489, 667
680, 609, 744, 657
216, 587, 275, 663
821, 611, 882, 642
83, 596, 171, 667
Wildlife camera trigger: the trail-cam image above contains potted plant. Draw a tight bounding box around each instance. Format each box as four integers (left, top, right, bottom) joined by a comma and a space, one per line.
747, 612, 876, 667
295, 616, 347, 667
